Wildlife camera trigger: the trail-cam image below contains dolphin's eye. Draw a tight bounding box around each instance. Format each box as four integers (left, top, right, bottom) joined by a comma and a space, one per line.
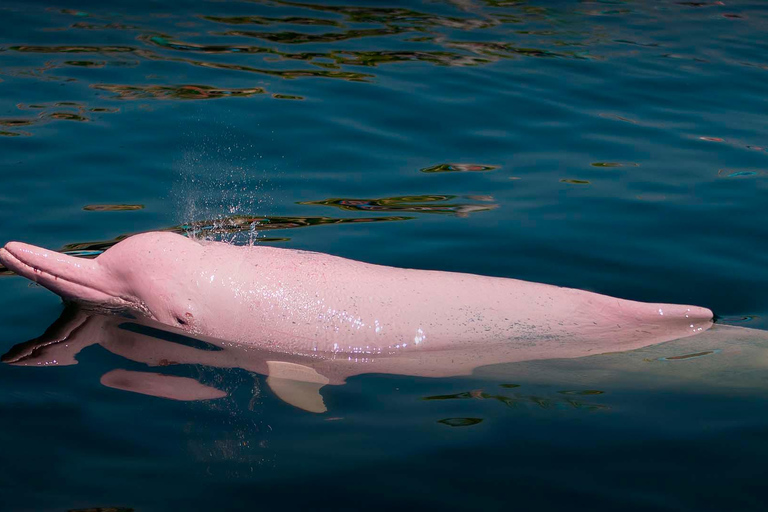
175, 316, 187, 325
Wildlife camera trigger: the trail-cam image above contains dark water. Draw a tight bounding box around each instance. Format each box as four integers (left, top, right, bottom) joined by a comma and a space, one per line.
1, 0, 768, 510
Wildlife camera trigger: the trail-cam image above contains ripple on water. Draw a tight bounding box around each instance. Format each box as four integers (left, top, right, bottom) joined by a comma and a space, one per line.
718, 169, 763, 178
92, 84, 266, 100
82, 204, 145, 211
298, 195, 498, 216
437, 417, 483, 427
591, 162, 639, 168
420, 163, 500, 173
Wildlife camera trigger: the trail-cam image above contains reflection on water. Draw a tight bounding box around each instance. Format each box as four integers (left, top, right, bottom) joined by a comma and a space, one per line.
1, 0, 763, 140
420, 163, 499, 173
424, 388, 609, 410
590, 162, 638, 168
437, 417, 483, 427
83, 204, 145, 211
1, 305, 623, 414
0, 0, 639, 135
657, 349, 721, 361
0, 190, 496, 275
0, 100, 119, 132
92, 83, 266, 100
298, 194, 498, 216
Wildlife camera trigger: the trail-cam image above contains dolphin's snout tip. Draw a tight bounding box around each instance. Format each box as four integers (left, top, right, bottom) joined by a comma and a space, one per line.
2, 241, 19, 253
0, 246, 18, 273
0, 241, 119, 304
0, 242, 39, 274
0, 242, 34, 265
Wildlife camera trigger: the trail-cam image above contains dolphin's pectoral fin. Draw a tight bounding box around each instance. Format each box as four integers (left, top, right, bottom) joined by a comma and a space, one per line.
100, 368, 228, 401
266, 361, 330, 413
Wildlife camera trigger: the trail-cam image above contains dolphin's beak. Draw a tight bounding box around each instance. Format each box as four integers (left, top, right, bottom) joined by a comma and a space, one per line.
0, 241, 120, 305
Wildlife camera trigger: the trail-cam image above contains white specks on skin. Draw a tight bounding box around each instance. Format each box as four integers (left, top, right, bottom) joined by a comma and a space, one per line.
414, 327, 425, 345
658, 308, 664, 316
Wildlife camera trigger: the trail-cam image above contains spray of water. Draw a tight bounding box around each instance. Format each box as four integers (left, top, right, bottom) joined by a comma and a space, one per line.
172, 125, 277, 246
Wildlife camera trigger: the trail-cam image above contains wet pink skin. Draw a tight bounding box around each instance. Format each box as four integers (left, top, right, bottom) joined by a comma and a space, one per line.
0, 232, 713, 360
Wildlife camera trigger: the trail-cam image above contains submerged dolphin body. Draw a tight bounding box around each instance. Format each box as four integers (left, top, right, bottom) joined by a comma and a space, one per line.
0, 232, 712, 362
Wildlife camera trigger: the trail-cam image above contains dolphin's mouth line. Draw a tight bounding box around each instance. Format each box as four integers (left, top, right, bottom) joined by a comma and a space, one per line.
0, 247, 133, 309
0, 248, 100, 295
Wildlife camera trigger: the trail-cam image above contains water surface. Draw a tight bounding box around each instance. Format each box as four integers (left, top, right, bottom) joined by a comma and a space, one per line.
1, 1, 767, 510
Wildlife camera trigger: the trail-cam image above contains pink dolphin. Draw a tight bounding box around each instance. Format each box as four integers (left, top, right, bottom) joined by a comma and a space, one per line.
0, 232, 713, 362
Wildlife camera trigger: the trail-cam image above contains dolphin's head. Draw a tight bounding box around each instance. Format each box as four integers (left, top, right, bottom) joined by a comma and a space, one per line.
0, 232, 210, 330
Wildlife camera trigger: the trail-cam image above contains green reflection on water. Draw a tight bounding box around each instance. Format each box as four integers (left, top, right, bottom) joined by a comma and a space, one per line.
91, 84, 266, 100
0, 0, 601, 122
298, 195, 498, 216
201, 15, 342, 27
83, 204, 145, 212
424, 388, 609, 411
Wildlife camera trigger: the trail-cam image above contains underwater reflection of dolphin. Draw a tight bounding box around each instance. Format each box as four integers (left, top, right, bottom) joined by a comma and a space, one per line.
2, 308, 335, 412
2, 307, 595, 412
1, 308, 761, 414
0, 232, 712, 361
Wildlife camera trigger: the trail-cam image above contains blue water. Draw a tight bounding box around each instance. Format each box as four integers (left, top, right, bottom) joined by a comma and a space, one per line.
1, 0, 768, 510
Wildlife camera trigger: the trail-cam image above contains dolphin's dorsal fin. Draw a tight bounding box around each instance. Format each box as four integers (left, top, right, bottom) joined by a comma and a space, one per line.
266, 361, 330, 413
